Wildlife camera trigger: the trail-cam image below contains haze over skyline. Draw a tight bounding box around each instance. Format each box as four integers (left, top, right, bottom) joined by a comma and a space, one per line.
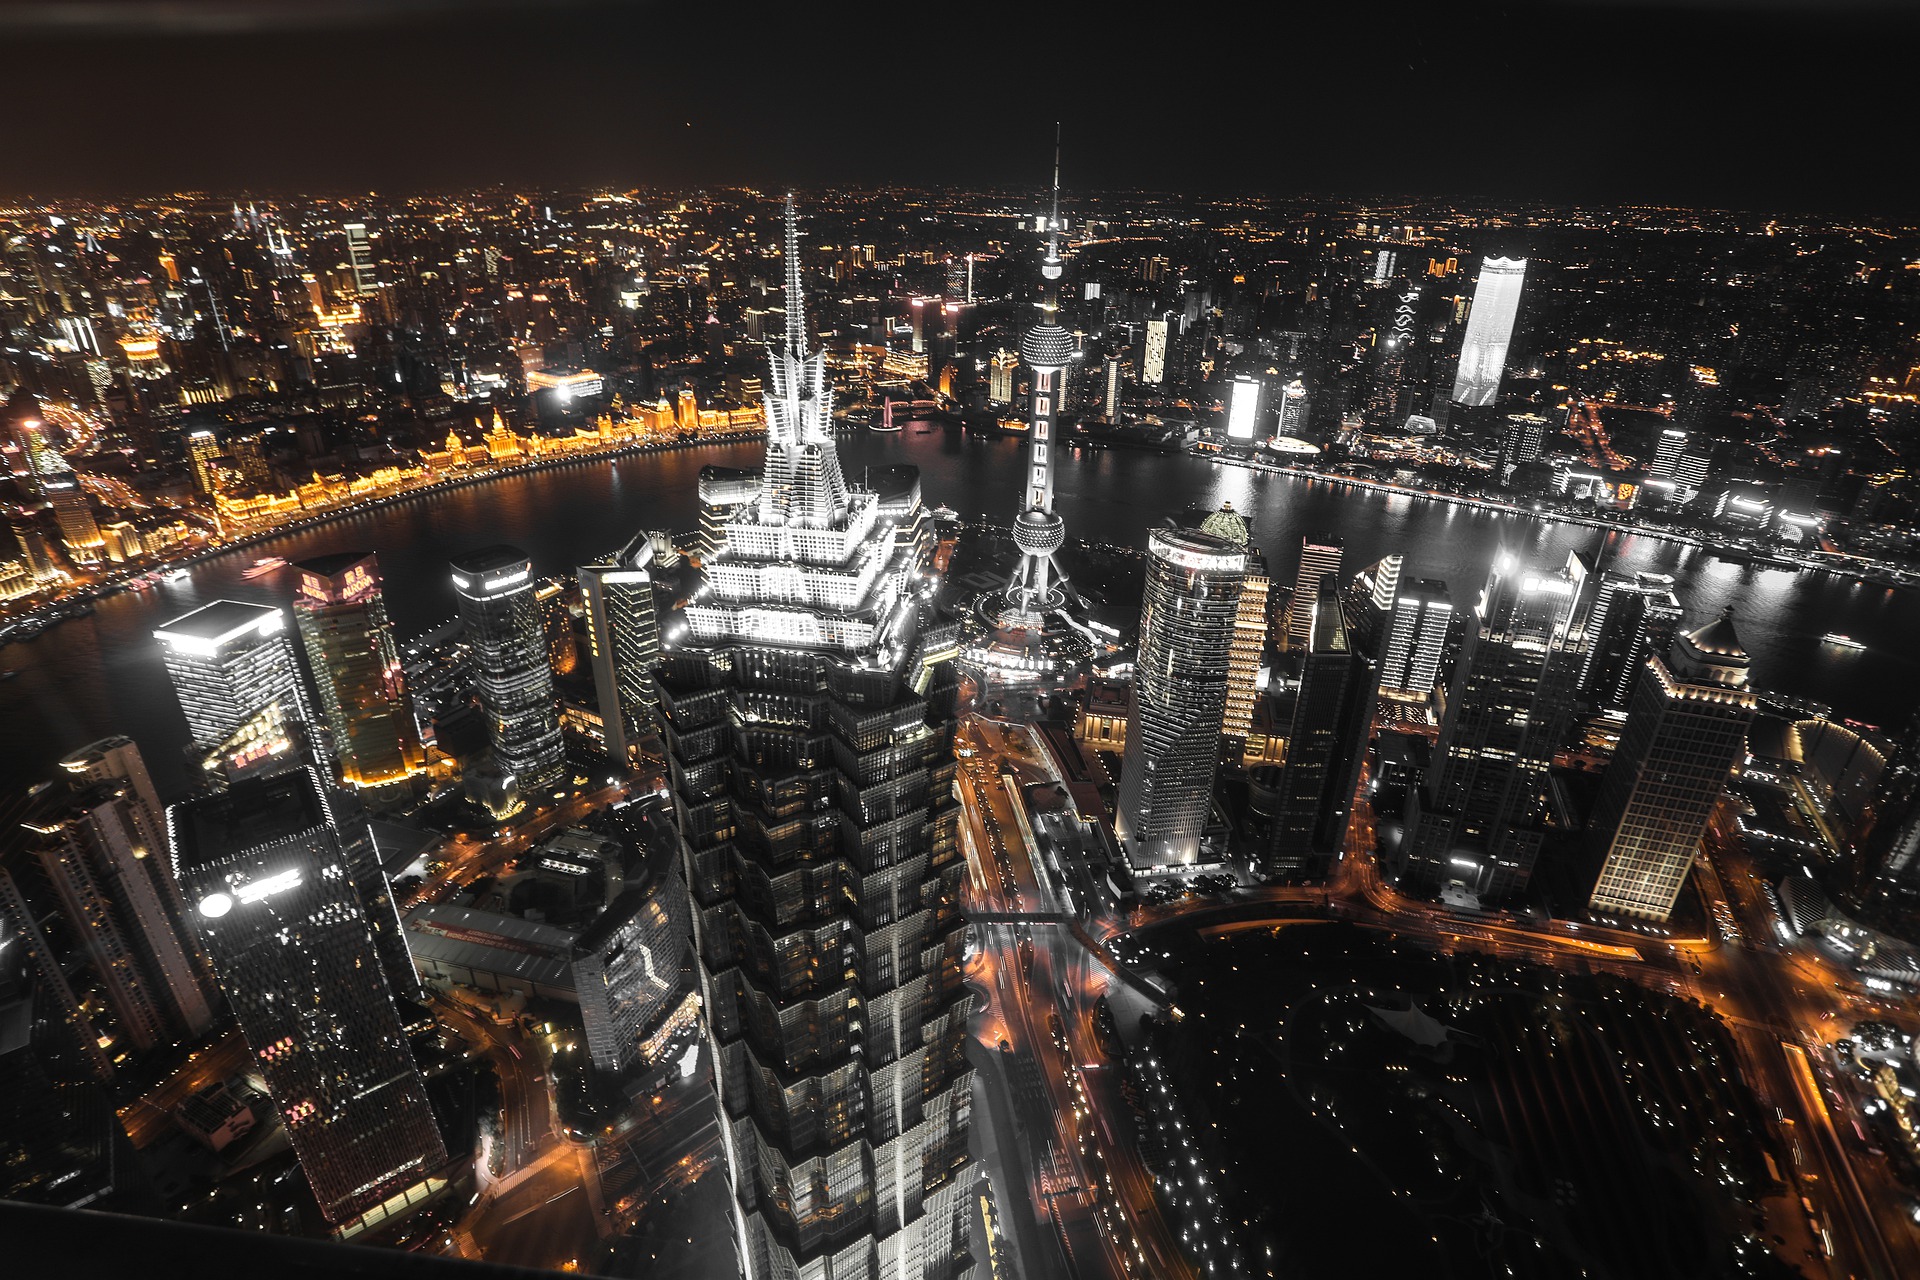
3, 0, 1915, 213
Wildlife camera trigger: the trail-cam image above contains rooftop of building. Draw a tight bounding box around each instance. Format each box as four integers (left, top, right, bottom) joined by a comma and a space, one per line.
448, 544, 531, 576
153, 599, 283, 645
291, 550, 376, 579
403, 903, 576, 991
170, 769, 327, 871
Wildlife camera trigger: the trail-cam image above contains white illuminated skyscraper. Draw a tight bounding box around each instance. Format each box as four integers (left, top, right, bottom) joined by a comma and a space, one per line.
1226, 375, 1262, 441
1118, 528, 1248, 869
1450, 256, 1528, 407
344, 221, 376, 292
1379, 579, 1452, 699
1288, 534, 1344, 647
578, 532, 662, 767
155, 600, 320, 772
451, 545, 567, 800
1142, 316, 1169, 385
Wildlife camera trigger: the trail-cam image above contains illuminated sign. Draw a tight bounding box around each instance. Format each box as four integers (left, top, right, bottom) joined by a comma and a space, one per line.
237, 868, 303, 904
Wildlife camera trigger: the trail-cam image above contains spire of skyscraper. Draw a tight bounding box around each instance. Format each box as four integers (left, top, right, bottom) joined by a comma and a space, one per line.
757, 197, 849, 529
782, 192, 806, 359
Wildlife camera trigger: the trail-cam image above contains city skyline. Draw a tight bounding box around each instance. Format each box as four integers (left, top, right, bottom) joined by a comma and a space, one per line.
7, 115, 1920, 1280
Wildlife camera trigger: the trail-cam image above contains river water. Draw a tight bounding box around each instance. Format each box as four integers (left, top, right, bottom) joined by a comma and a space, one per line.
4, 426, 1916, 797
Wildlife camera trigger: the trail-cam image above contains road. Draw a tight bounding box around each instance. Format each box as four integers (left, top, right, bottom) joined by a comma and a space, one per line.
960, 704, 1920, 1280
118, 1029, 250, 1149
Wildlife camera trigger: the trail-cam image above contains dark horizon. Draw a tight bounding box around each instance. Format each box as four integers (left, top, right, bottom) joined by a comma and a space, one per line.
4, 0, 1917, 216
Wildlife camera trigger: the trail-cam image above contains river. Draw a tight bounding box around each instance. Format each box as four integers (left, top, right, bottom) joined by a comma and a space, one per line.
4, 425, 1916, 797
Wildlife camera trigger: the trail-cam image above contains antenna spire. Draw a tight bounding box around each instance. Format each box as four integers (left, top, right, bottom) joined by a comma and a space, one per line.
1041, 124, 1064, 284
783, 194, 806, 358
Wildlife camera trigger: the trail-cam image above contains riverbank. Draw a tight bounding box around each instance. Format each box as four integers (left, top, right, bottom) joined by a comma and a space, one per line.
1204, 451, 1917, 592
1, 427, 768, 646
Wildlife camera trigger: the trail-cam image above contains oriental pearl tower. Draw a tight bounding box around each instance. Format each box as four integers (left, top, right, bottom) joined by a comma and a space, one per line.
967, 127, 1098, 708
1002, 126, 1076, 616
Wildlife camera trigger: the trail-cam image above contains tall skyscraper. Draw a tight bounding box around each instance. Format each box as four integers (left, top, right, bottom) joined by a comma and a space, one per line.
663, 198, 973, 1280
1341, 554, 1402, 656
1497, 411, 1549, 484
291, 552, 420, 790
1403, 552, 1586, 898
1102, 353, 1124, 421
343, 221, 376, 293
168, 769, 446, 1223
1276, 378, 1309, 438
42, 471, 104, 564
1142, 316, 1169, 385
571, 823, 690, 1075
450, 546, 568, 802
1577, 571, 1684, 713
1003, 133, 1076, 618
1449, 256, 1527, 407
578, 532, 663, 767
1199, 504, 1269, 743
1266, 579, 1376, 876
1650, 427, 1688, 478
22, 782, 218, 1051
1226, 375, 1263, 441
1379, 579, 1453, 699
59, 737, 167, 858
1288, 533, 1344, 647
1587, 614, 1757, 921
155, 601, 320, 774
1117, 528, 1248, 869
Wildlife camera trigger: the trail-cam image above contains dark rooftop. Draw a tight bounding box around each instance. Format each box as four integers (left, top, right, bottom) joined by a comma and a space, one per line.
292, 550, 377, 579
448, 544, 531, 576
171, 769, 327, 871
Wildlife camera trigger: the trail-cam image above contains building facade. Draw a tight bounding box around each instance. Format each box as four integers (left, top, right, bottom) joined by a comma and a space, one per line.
1587, 616, 1756, 921
1266, 579, 1375, 875
292, 552, 420, 790
661, 199, 973, 1280
154, 600, 320, 775
450, 545, 567, 801
1379, 579, 1452, 699
1117, 528, 1248, 869
1287, 533, 1344, 647
168, 769, 446, 1223
1449, 256, 1527, 407
1403, 552, 1585, 898
579, 534, 664, 768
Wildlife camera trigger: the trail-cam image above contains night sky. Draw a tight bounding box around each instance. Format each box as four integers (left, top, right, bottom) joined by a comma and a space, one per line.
2, 0, 1915, 213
